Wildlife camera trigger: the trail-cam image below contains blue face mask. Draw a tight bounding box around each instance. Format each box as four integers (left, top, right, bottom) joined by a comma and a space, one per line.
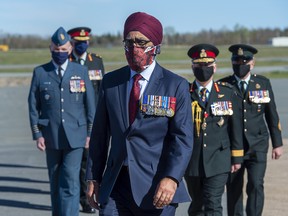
51, 51, 69, 65
74, 41, 88, 55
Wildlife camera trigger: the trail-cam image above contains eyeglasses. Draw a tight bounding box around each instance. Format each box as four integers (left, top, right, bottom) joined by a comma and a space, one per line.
123, 38, 151, 48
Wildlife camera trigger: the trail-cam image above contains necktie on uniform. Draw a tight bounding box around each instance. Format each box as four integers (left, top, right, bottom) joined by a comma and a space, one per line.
129, 74, 142, 125
58, 67, 62, 80
240, 81, 246, 96
200, 88, 208, 104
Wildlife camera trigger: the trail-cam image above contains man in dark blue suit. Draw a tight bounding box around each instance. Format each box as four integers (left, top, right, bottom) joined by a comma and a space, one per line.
28, 27, 95, 216
86, 12, 193, 216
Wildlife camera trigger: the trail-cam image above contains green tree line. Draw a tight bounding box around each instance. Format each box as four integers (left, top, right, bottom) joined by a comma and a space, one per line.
1, 25, 287, 49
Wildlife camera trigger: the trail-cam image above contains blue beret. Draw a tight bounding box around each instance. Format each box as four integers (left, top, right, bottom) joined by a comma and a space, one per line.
51, 27, 71, 46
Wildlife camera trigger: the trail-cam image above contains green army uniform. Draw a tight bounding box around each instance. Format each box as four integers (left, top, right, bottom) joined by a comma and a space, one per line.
218, 44, 283, 216
185, 44, 244, 216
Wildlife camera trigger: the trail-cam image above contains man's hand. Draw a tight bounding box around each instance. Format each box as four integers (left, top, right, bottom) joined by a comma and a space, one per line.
231, 163, 241, 173
272, 146, 283, 160
85, 137, 90, 149
36, 137, 46, 151
86, 181, 100, 210
153, 177, 177, 209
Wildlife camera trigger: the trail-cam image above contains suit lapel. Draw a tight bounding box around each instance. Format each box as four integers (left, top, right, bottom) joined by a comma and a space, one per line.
118, 67, 130, 129
143, 63, 163, 96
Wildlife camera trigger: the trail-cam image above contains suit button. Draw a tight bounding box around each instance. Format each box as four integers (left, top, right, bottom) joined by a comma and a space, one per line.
62, 119, 65, 123
61, 88, 64, 91
61, 98, 64, 102
203, 144, 207, 147
61, 109, 64, 112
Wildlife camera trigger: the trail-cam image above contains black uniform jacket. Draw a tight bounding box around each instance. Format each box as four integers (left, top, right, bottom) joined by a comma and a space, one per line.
70, 52, 105, 95
218, 74, 283, 154
186, 81, 243, 178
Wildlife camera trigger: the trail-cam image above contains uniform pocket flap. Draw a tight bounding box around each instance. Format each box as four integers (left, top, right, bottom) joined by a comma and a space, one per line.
38, 119, 49, 126
221, 140, 230, 150
77, 119, 87, 126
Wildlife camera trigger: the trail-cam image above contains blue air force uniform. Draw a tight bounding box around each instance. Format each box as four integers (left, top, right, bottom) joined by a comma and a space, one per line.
28, 27, 95, 216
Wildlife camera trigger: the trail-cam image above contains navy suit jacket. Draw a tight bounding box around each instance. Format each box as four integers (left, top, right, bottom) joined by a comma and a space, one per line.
28, 61, 95, 149
86, 63, 193, 209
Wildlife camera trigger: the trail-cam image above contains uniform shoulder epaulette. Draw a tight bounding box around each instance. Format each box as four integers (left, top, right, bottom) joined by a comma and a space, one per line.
217, 81, 233, 88
217, 75, 233, 83
252, 73, 269, 80
89, 52, 102, 59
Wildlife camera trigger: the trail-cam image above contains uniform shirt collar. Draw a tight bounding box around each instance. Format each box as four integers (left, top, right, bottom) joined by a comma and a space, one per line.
52, 59, 69, 71
130, 60, 156, 82
195, 79, 213, 94
73, 51, 87, 62
234, 74, 251, 84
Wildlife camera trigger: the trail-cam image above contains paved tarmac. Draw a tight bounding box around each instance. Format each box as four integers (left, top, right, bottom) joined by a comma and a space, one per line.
0, 79, 287, 216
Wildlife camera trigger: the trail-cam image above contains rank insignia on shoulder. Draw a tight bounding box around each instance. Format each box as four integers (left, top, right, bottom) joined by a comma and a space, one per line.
211, 101, 233, 116
70, 80, 86, 93
89, 70, 103, 80
140, 95, 176, 117
248, 90, 270, 103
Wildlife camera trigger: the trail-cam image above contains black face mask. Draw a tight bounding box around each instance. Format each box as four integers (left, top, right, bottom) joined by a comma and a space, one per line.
233, 64, 250, 78
193, 66, 214, 82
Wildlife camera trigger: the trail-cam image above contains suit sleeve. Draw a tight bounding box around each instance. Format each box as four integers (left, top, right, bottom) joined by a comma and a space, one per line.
28, 69, 42, 140
86, 77, 110, 182
163, 79, 194, 183
264, 80, 283, 148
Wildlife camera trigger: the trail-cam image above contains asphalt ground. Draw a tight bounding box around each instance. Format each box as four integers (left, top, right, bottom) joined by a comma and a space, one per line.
0, 78, 287, 216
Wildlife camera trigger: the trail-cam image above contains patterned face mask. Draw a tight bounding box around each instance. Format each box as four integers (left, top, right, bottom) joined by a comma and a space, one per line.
125, 46, 156, 72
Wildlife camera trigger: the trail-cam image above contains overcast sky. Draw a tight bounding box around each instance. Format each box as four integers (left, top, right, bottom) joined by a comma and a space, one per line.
1, 0, 287, 37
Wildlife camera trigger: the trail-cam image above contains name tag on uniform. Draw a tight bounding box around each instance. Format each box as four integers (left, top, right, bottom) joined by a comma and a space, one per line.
211, 101, 233, 116
248, 90, 270, 103
140, 95, 176, 117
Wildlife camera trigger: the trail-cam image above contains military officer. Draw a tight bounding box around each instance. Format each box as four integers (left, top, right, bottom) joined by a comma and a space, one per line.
184, 44, 244, 216
68, 27, 105, 106
67, 27, 105, 214
28, 27, 95, 216
218, 44, 283, 216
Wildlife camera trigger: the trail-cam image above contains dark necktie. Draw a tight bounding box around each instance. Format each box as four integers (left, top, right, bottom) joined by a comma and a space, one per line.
240, 81, 246, 96
200, 88, 208, 104
129, 74, 142, 125
58, 67, 62, 80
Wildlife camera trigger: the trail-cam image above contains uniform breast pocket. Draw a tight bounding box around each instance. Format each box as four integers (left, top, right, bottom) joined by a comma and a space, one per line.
70, 93, 84, 103
40, 85, 55, 104
250, 102, 263, 113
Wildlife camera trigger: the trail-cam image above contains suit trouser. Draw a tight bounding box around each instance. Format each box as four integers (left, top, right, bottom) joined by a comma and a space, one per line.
226, 153, 267, 216
46, 147, 83, 216
185, 173, 228, 216
99, 167, 177, 216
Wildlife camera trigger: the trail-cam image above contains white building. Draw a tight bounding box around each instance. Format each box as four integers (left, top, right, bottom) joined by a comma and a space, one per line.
269, 37, 288, 47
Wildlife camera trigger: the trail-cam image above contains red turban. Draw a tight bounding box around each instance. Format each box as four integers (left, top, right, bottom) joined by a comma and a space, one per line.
123, 12, 163, 46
